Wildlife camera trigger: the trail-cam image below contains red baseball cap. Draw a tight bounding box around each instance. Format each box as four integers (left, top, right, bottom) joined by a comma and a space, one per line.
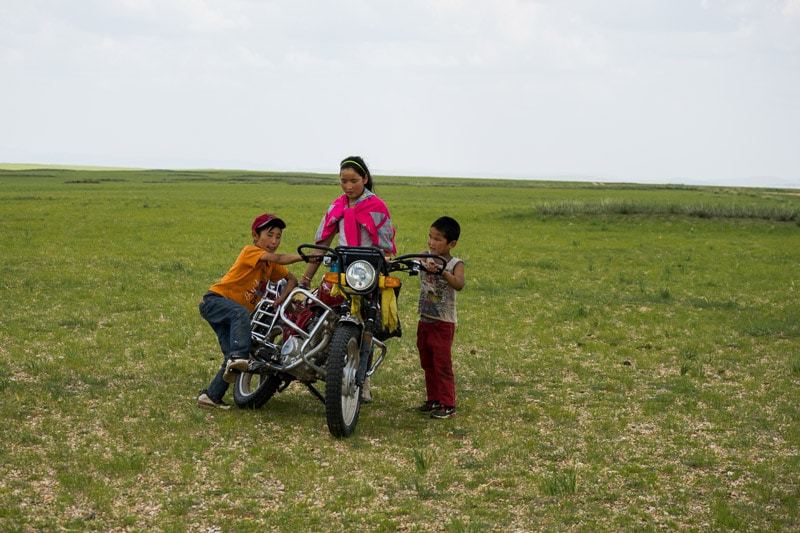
251, 213, 286, 233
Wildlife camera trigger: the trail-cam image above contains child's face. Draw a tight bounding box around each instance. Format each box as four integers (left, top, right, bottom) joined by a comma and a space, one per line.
254, 226, 283, 252
339, 168, 367, 201
427, 226, 456, 256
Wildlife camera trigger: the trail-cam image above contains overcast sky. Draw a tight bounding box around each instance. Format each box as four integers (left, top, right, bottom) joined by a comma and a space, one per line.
2, 1, 799, 187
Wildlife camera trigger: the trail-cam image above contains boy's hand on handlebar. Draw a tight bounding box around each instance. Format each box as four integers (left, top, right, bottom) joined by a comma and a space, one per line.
422, 258, 440, 273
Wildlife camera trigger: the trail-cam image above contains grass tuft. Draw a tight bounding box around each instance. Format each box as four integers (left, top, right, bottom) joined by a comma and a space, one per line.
412, 449, 432, 475
521, 199, 800, 221
533, 258, 559, 270
743, 315, 800, 338
712, 500, 746, 530
539, 467, 577, 497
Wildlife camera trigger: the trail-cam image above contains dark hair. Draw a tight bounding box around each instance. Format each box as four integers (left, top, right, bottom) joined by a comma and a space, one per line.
432, 216, 460, 242
340, 155, 374, 192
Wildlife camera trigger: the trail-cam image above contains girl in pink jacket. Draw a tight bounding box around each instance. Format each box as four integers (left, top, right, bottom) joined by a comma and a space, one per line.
300, 156, 396, 288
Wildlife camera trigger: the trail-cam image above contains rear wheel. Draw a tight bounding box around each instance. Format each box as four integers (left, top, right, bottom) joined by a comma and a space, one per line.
325, 323, 362, 437
234, 327, 283, 408
233, 371, 281, 408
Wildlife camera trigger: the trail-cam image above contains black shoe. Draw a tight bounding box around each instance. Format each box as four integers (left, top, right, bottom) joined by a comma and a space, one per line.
430, 406, 456, 419
391, 322, 402, 338
375, 320, 403, 341
416, 400, 441, 412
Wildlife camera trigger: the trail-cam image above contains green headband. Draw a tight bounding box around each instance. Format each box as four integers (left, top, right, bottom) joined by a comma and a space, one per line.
341, 159, 367, 176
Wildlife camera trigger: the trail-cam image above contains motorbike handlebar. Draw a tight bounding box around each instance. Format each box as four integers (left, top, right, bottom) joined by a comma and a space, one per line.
390, 253, 447, 275
297, 244, 338, 264
296, 244, 448, 276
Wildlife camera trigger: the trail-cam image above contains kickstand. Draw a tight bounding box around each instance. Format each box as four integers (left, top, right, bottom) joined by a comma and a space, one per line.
304, 383, 325, 405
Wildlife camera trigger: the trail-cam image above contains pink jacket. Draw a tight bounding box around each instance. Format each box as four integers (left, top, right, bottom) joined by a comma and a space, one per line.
315, 191, 397, 255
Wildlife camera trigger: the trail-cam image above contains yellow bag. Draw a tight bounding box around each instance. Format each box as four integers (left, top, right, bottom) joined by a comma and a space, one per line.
380, 287, 398, 332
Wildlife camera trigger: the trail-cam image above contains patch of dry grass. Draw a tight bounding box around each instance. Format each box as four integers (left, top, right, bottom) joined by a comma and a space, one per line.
1, 170, 799, 530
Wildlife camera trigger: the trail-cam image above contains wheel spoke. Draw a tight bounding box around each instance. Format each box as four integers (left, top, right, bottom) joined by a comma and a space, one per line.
341, 337, 360, 424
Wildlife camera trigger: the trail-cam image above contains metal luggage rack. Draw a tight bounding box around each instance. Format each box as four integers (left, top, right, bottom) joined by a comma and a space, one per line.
249, 283, 337, 375
250, 281, 283, 345
249, 281, 387, 378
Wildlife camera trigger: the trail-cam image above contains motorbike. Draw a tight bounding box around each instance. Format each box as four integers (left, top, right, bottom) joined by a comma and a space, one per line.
232, 244, 446, 437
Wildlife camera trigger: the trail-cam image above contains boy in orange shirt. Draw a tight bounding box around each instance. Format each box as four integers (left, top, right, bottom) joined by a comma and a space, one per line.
197, 213, 302, 409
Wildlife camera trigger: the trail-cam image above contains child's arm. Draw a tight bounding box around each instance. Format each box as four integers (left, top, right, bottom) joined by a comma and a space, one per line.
443, 262, 465, 291
299, 234, 334, 287
422, 258, 465, 290
260, 251, 303, 265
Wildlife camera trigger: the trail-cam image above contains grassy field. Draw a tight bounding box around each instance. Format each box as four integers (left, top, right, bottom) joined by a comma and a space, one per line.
1, 168, 799, 531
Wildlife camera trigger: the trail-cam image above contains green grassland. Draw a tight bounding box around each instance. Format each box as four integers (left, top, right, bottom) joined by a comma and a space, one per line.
1, 168, 799, 530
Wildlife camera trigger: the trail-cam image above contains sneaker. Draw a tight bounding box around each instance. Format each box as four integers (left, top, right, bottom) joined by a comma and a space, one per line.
416, 400, 441, 412
223, 358, 250, 383
430, 406, 456, 419
197, 391, 231, 410
361, 377, 373, 404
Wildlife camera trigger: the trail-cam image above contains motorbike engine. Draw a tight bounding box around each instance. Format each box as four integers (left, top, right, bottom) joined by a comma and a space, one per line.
280, 336, 302, 363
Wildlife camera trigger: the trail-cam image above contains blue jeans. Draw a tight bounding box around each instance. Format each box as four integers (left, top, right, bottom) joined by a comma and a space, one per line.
199, 292, 252, 402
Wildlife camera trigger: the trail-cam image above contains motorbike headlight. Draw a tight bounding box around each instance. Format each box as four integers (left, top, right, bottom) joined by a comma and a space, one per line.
345, 260, 376, 291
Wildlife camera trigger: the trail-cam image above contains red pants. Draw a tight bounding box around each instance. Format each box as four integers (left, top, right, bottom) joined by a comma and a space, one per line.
416, 320, 456, 408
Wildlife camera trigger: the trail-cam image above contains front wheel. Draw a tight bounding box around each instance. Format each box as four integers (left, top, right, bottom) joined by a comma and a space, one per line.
325, 323, 362, 437
233, 371, 281, 408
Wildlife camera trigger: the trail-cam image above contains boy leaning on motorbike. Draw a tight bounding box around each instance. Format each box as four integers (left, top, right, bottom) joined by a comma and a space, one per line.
196, 213, 303, 409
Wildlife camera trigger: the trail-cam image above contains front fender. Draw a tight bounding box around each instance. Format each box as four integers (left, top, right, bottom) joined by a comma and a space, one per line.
337, 314, 363, 329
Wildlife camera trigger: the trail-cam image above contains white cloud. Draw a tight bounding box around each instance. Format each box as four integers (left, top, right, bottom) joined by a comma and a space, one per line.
0, 0, 798, 186
785, 0, 800, 16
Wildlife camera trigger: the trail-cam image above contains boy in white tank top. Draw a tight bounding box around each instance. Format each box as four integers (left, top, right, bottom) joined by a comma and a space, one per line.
416, 216, 466, 419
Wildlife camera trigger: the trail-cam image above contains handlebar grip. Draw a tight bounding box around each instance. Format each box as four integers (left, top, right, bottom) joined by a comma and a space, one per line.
297, 244, 336, 263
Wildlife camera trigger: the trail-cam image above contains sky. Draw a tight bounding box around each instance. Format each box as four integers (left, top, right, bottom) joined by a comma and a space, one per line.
1, 0, 799, 188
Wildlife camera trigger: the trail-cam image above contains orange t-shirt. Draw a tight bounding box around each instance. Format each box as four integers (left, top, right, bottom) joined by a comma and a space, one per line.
208, 245, 290, 312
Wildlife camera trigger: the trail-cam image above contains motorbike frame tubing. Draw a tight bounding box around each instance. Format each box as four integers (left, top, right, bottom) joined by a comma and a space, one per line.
275, 287, 337, 378
250, 286, 338, 379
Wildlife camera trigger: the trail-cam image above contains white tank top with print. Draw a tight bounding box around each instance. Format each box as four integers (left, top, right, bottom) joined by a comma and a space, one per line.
418, 256, 462, 324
